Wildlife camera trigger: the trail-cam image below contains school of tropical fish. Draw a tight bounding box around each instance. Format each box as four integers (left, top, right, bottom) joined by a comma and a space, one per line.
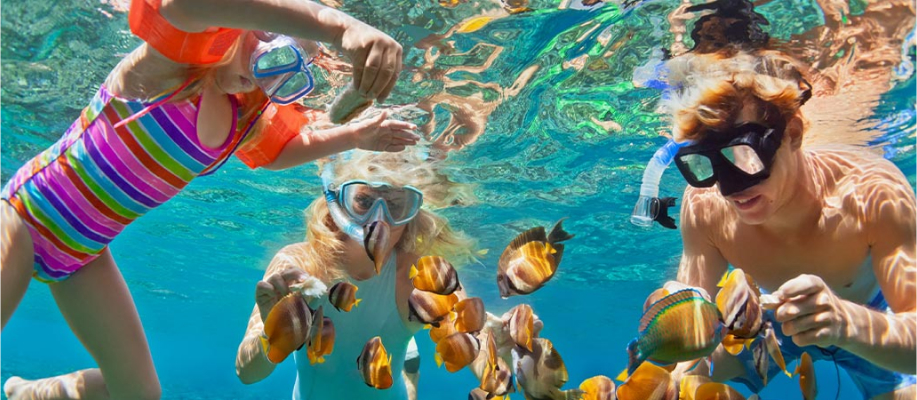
262, 211, 817, 399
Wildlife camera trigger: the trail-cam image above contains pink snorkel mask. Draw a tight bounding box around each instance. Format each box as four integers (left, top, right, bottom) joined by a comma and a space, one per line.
250, 33, 315, 105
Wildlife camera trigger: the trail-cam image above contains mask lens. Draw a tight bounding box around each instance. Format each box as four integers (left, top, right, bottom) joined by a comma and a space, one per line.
680, 154, 715, 181
721, 145, 765, 175
254, 45, 300, 76
273, 70, 314, 100
340, 182, 422, 225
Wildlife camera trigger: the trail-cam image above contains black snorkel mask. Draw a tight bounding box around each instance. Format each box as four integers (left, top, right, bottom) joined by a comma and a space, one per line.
673, 122, 784, 197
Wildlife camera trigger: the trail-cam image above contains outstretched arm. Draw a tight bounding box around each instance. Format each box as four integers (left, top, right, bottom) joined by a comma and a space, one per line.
235, 244, 331, 383
262, 111, 419, 171
160, 0, 403, 101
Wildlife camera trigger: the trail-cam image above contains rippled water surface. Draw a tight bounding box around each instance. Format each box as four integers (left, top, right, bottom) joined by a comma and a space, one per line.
2, 0, 914, 399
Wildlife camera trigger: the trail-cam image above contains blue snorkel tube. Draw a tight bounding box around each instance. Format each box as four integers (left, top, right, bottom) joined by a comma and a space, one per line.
631, 138, 690, 229
321, 155, 364, 242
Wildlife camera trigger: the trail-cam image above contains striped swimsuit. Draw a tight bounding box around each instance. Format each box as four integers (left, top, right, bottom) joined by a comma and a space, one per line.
1, 84, 243, 282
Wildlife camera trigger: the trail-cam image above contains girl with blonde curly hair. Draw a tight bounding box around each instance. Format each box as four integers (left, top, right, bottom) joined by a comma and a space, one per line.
234, 148, 479, 400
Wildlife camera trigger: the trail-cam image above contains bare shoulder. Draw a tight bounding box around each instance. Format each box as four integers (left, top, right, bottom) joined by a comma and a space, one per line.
808, 147, 915, 234
104, 44, 192, 100
808, 146, 913, 201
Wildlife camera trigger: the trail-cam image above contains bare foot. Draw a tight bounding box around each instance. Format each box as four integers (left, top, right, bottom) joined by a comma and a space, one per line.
4, 376, 28, 400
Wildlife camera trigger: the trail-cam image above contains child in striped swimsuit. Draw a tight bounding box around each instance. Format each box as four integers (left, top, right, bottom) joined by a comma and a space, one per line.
1, 1, 419, 399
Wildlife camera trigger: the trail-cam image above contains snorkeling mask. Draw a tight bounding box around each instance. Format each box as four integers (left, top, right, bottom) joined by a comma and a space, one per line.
673, 122, 784, 197
321, 158, 424, 274
250, 34, 315, 105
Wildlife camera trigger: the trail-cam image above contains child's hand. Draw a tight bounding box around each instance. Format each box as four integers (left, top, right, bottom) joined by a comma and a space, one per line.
338, 22, 403, 103
351, 111, 420, 152
255, 268, 310, 324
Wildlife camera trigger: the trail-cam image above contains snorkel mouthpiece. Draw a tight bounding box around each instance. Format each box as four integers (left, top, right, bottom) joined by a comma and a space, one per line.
363, 219, 392, 275
631, 139, 690, 229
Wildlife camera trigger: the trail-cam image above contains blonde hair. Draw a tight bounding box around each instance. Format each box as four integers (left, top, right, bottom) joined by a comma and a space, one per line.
659, 49, 812, 141
297, 149, 479, 282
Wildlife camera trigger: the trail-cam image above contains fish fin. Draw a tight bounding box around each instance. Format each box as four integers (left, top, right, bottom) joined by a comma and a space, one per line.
317, 356, 325, 364
744, 338, 755, 350
409, 265, 418, 279
551, 243, 566, 268
507, 227, 547, 251
547, 218, 575, 244
435, 352, 444, 368
626, 338, 640, 375
260, 335, 271, 357
545, 242, 557, 255
424, 324, 432, 330
477, 248, 489, 256
717, 269, 732, 288
615, 368, 629, 382
354, 298, 362, 307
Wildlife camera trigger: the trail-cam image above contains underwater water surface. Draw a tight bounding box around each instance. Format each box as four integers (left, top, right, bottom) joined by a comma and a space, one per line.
1, 0, 915, 399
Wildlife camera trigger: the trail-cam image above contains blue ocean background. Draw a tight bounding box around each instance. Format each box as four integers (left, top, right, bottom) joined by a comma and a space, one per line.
2, 0, 914, 399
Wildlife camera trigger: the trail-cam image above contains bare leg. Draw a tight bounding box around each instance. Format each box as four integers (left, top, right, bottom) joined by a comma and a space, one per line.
5, 249, 161, 400
1, 200, 35, 330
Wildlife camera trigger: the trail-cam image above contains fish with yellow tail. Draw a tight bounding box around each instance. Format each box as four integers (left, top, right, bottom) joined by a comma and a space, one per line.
796, 352, 817, 400
626, 288, 725, 375
357, 336, 393, 390
513, 338, 584, 400
435, 332, 481, 372
454, 297, 486, 333
364, 220, 392, 275
469, 387, 509, 400
306, 306, 335, 364
472, 331, 515, 398
507, 304, 536, 351
716, 269, 765, 341
497, 219, 574, 298
615, 362, 677, 400
261, 292, 313, 364
328, 281, 361, 312
410, 256, 461, 295
408, 289, 460, 326
578, 375, 615, 400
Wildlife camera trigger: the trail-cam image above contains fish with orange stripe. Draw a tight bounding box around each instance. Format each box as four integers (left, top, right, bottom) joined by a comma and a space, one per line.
260, 292, 313, 364
513, 338, 583, 400
497, 219, 574, 298
328, 281, 361, 312
357, 336, 393, 389
408, 289, 460, 326
615, 362, 677, 400
410, 255, 461, 295
507, 303, 536, 352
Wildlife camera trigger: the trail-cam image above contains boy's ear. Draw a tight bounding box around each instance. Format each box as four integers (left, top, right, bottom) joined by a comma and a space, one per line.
786, 113, 805, 150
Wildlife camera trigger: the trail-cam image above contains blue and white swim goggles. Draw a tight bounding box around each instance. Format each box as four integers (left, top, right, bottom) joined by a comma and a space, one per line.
250, 34, 315, 105
329, 180, 424, 227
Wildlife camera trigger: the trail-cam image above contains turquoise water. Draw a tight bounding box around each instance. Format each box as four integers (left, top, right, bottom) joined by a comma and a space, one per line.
1, 0, 914, 399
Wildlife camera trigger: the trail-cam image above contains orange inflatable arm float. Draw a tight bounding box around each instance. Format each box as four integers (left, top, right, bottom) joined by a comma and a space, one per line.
129, 0, 243, 64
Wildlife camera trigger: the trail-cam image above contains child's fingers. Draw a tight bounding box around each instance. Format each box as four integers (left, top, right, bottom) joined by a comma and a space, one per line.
359, 44, 387, 97
266, 273, 291, 298
350, 48, 369, 92
383, 120, 417, 130
375, 48, 402, 102
392, 130, 421, 141
280, 268, 309, 287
